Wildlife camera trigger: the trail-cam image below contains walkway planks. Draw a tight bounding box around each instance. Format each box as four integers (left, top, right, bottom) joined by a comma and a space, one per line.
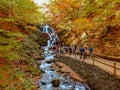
64, 54, 120, 78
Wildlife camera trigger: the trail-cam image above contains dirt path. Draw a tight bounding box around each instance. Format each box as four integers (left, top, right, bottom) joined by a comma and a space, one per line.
63, 54, 120, 77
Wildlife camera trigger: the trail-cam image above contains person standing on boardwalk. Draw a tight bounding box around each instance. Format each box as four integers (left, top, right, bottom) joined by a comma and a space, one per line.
80, 46, 85, 59
55, 45, 60, 54
72, 45, 77, 54
61, 46, 65, 54
69, 46, 72, 56
74, 45, 77, 54
84, 46, 88, 58
89, 45, 93, 57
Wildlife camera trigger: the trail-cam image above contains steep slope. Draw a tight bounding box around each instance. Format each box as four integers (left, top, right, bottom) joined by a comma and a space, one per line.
0, 8, 47, 89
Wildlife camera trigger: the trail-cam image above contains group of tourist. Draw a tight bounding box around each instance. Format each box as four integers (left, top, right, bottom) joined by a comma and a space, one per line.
55, 45, 70, 54
55, 45, 77, 54
79, 45, 93, 59
55, 44, 93, 59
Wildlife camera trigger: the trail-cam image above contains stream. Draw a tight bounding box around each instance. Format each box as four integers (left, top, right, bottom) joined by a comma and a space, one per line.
37, 25, 90, 90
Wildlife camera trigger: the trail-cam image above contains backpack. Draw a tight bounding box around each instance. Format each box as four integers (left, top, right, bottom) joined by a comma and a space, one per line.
89, 47, 93, 52
80, 47, 84, 52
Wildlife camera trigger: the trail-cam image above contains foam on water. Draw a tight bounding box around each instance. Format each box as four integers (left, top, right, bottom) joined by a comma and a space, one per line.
37, 25, 90, 90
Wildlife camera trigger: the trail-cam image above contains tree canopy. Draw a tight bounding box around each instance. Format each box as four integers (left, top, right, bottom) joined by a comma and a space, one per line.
0, 0, 47, 25
45, 0, 120, 46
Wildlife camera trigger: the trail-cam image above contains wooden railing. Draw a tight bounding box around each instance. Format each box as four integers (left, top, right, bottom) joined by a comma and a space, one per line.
71, 52, 120, 77
75, 52, 120, 62
91, 57, 120, 76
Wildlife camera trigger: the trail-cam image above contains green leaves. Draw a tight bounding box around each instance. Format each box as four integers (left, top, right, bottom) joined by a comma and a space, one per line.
0, 0, 47, 25
3, 70, 35, 90
0, 29, 22, 61
0, 73, 3, 79
13, 0, 40, 24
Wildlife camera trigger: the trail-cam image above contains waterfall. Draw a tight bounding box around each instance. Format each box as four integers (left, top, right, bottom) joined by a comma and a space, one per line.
37, 25, 90, 90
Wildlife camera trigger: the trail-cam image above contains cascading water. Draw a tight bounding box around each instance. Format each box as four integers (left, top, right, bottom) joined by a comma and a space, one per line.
37, 25, 90, 90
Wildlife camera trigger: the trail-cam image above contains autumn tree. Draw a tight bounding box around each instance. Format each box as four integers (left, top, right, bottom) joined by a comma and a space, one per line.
46, 0, 120, 46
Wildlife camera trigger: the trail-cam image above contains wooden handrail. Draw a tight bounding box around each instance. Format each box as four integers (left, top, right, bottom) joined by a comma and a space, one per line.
64, 52, 120, 76
76, 52, 120, 63
73, 53, 120, 76
94, 58, 120, 70
93, 54, 120, 63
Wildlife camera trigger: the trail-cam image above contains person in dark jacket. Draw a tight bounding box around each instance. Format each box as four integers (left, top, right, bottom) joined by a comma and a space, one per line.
80, 46, 85, 59
69, 46, 72, 56
89, 45, 93, 57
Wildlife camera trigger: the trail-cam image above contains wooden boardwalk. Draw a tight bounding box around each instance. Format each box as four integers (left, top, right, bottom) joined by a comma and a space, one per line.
64, 54, 120, 78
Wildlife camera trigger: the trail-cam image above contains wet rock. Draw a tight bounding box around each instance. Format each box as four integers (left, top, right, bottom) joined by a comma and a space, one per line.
46, 60, 55, 64
36, 60, 42, 65
54, 58, 59, 61
50, 67, 55, 71
40, 81, 46, 85
38, 57, 44, 60
51, 78, 60, 87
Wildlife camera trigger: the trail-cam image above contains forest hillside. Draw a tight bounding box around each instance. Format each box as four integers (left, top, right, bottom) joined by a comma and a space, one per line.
0, 0, 47, 89
46, 0, 120, 57
0, 0, 120, 90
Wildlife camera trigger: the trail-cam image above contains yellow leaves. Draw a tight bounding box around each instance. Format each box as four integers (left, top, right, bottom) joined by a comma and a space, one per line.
51, 14, 66, 25
19, 77, 25, 83
27, 26, 36, 30
57, 3, 69, 9
57, 0, 72, 9
56, 0, 80, 11
72, 18, 93, 31
73, 18, 89, 24
56, 22, 66, 30
72, 2, 80, 9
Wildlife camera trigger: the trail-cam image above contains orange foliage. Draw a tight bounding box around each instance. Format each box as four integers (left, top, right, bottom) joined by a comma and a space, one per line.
0, 58, 7, 67
51, 14, 66, 25
56, 0, 72, 9
0, 69, 10, 87
0, 9, 8, 18
0, 21, 22, 32
72, 18, 93, 32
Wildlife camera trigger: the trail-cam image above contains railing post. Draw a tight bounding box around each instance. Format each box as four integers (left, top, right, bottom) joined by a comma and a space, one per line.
82, 54, 84, 62
92, 57, 94, 65
75, 52, 76, 60
69, 50, 70, 57
114, 63, 116, 76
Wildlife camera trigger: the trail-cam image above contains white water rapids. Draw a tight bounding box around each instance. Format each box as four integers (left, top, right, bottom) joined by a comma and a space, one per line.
37, 25, 90, 90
